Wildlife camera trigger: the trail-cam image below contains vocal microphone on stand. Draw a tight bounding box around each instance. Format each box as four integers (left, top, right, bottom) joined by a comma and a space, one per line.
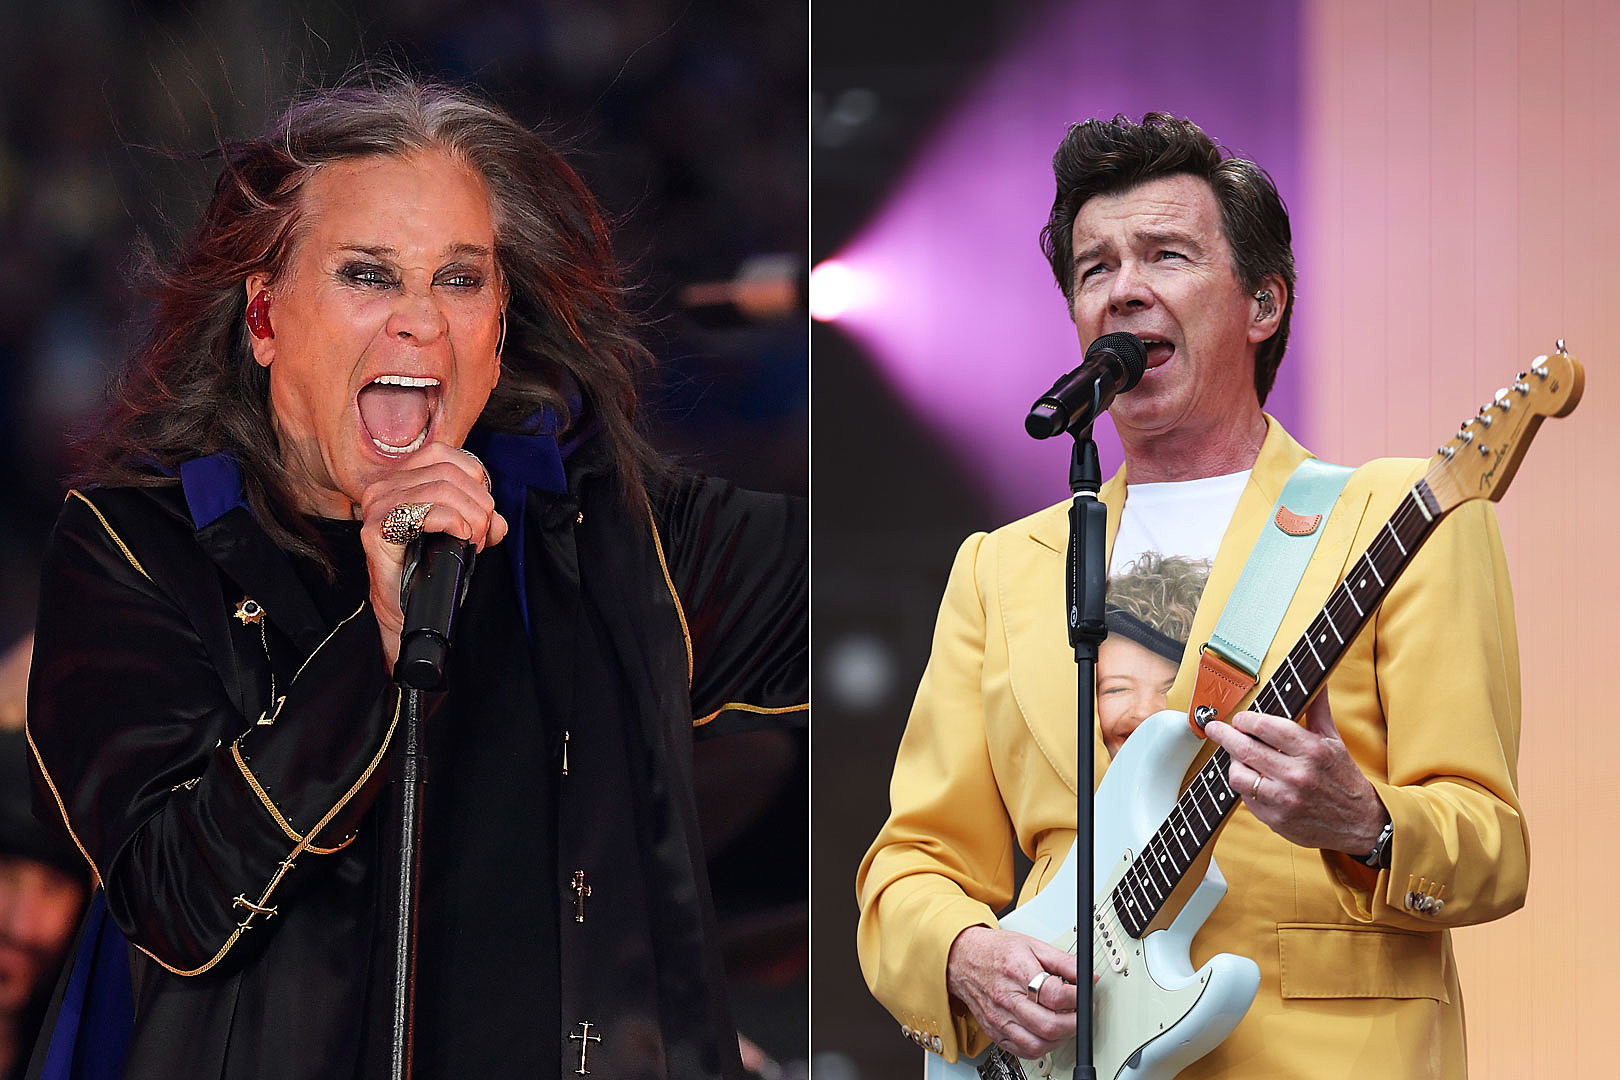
394, 534, 476, 691
1025, 331, 1148, 439
1024, 329, 1146, 1080
385, 527, 475, 1078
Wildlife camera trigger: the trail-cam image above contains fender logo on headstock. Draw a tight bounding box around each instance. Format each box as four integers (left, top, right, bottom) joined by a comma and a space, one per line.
1480, 442, 1502, 492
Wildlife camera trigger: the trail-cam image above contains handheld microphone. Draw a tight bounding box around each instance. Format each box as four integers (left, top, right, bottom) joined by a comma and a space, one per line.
1024, 331, 1148, 439
395, 534, 476, 691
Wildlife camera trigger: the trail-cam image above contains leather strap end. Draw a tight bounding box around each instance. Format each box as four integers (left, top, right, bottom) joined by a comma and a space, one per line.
1187, 646, 1257, 737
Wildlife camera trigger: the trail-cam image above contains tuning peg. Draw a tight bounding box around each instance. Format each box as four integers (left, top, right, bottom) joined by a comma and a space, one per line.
1556, 338, 1567, 354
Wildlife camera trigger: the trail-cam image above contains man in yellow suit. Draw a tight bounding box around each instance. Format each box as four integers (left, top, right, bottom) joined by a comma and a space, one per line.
856, 113, 1527, 1078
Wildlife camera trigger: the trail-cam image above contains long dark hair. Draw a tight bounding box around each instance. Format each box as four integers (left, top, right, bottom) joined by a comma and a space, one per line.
81, 73, 660, 560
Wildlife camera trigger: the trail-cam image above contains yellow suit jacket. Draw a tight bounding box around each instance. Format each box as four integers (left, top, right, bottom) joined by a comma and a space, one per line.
856, 418, 1528, 1077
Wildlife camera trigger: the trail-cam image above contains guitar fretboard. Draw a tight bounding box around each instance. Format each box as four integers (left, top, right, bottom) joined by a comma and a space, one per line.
1110, 482, 1442, 939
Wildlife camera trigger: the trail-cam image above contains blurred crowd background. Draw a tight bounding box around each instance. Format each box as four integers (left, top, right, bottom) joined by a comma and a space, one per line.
0, 0, 807, 1072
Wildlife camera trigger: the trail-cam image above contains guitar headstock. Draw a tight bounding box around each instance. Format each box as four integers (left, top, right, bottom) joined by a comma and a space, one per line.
1423, 342, 1585, 514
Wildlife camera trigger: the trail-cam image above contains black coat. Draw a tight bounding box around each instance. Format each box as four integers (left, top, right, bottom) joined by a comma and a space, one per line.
26, 436, 806, 1080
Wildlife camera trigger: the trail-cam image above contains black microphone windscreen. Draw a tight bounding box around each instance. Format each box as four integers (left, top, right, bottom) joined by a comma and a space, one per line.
1088, 331, 1147, 390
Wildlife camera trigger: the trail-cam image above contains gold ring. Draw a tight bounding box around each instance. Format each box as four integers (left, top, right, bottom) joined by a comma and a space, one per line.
1251, 774, 1264, 799
1026, 970, 1052, 1003
381, 502, 433, 545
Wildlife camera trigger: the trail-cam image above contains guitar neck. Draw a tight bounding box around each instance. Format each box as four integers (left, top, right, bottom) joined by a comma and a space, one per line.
1111, 481, 1443, 939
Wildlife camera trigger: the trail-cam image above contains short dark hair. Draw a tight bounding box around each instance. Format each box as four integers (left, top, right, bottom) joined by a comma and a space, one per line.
1039, 113, 1295, 406
80, 72, 660, 562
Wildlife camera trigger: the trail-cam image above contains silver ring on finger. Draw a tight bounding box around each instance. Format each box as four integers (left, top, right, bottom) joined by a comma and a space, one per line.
1026, 969, 1052, 1003
381, 502, 433, 546
458, 448, 492, 491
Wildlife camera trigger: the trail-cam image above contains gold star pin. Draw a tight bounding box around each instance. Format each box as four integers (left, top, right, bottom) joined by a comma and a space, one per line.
234, 598, 265, 626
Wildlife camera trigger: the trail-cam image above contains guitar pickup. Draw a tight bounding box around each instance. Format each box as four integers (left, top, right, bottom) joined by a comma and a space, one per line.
1092, 908, 1127, 973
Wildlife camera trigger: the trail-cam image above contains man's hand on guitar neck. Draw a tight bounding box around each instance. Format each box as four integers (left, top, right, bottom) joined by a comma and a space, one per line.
945, 925, 1079, 1059
1205, 690, 1392, 857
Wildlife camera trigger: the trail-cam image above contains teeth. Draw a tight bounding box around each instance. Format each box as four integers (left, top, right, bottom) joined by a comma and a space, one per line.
371, 375, 441, 388
372, 428, 429, 455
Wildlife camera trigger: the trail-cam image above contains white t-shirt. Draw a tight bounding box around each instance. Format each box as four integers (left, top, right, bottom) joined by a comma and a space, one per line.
1110, 470, 1249, 575
1099, 471, 1250, 753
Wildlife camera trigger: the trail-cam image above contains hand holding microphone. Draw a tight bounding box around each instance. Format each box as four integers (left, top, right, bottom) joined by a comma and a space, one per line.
358, 444, 507, 678
395, 532, 476, 690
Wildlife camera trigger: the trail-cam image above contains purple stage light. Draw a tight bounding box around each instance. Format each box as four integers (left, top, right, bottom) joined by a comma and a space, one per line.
827, 0, 1304, 517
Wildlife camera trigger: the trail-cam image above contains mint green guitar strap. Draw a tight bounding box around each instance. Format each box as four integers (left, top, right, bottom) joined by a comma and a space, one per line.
1205, 458, 1355, 678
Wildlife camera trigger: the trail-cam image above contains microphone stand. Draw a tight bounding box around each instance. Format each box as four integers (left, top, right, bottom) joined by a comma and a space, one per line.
1066, 384, 1107, 1080
382, 681, 425, 1080
380, 535, 474, 1078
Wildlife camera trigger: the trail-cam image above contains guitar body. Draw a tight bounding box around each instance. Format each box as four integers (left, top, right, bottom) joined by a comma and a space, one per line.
1089, 708, 1260, 1078
925, 708, 1259, 1080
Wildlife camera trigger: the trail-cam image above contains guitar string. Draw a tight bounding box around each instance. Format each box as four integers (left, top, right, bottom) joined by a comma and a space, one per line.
1101, 488, 1432, 939
1046, 483, 1457, 1046
1081, 492, 1443, 1068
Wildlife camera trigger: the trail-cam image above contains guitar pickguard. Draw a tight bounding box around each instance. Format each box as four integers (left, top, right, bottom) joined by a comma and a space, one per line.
923, 708, 1260, 1080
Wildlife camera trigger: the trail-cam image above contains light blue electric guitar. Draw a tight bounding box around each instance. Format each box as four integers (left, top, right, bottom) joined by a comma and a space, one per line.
927, 348, 1583, 1080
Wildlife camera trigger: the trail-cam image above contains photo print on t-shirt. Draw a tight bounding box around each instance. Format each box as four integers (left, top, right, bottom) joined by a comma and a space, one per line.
1099, 552, 1211, 756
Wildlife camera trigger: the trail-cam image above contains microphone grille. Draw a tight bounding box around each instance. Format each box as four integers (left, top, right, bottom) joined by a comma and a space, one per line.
1090, 331, 1147, 390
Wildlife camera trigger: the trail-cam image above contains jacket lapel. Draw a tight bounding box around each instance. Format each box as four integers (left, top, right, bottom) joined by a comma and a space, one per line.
1005, 416, 1372, 791
194, 508, 330, 658
1164, 420, 1368, 714
1005, 470, 1125, 795
180, 452, 331, 663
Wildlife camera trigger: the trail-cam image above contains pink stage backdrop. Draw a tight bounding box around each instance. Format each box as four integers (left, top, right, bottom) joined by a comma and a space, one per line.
1301, 0, 1620, 1074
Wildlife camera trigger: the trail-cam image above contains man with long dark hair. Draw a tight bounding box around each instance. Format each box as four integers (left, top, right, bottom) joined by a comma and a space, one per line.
27, 75, 805, 1079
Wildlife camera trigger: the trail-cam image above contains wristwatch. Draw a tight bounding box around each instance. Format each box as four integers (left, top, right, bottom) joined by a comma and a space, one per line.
1359, 819, 1394, 869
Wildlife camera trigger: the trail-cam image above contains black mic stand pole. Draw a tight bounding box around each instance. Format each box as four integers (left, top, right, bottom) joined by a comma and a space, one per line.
380, 538, 472, 1079
1066, 382, 1107, 1080
383, 682, 425, 1080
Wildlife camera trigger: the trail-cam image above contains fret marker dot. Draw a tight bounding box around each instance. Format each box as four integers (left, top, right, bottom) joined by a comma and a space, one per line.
1319, 635, 1326, 643
1360, 578, 1368, 588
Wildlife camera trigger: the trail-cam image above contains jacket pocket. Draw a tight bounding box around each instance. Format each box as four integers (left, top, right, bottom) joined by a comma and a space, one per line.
1276, 923, 1450, 1002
